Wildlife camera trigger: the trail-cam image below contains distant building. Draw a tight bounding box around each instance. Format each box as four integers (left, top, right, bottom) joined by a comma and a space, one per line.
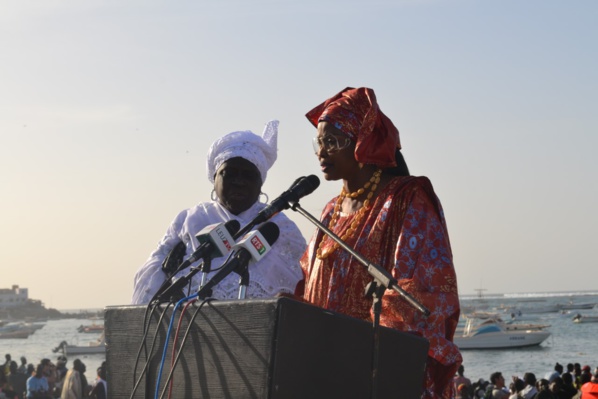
0, 285, 29, 308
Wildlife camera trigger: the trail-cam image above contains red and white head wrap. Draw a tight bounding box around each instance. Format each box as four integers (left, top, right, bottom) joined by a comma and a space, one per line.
305, 87, 400, 168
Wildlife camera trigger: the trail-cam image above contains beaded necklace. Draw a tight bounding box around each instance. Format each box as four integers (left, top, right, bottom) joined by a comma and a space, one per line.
316, 169, 382, 260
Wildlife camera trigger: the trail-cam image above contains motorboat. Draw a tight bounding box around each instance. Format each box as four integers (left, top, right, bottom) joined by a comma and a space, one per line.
508, 304, 562, 314
0, 321, 45, 339
466, 311, 502, 320
53, 332, 106, 356
560, 302, 596, 310
572, 313, 598, 323
0, 329, 31, 339
502, 320, 551, 331
77, 323, 104, 333
457, 316, 550, 332
454, 318, 551, 349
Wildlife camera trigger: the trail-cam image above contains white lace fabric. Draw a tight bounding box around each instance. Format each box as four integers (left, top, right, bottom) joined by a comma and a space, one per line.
131, 201, 306, 304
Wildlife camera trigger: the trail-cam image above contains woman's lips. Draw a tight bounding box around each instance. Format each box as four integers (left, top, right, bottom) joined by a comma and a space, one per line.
320, 162, 332, 172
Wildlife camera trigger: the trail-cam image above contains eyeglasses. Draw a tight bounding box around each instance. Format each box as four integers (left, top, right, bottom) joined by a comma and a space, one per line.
312, 134, 351, 154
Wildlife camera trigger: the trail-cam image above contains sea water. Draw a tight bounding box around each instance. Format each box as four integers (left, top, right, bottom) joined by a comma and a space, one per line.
1, 318, 105, 379
459, 290, 598, 383
1, 291, 597, 386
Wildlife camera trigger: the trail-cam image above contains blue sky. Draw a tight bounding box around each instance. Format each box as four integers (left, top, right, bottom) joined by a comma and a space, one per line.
1, 1, 596, 309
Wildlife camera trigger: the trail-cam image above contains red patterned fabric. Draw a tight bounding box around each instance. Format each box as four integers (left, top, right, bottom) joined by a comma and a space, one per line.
299, 176, 462, 399
305, 87, 400, 168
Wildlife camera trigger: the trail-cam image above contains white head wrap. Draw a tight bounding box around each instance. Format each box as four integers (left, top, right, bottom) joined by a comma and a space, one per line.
206, 120, 278, 184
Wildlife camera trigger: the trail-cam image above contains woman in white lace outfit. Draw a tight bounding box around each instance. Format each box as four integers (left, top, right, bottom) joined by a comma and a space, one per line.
131, 120, 306, 304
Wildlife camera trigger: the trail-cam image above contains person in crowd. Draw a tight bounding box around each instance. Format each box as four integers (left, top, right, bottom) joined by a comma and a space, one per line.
7, 362, 27, 399
39, 360, 55, 397
17, 359, 27, 376
24, 366, 34, 380
55, 358, 67, 382
54, 357, 68, 397
536, 379, 555, 399
580, 371, 593, 385
0, 369, 6, 387
0, 379, 19, 399
132, 120, 306, 304
550, 377, 569, 399
521, 372, 538, 399
561, 373, 578, 399
566, 364, 575, 382
509, 378, 526, 399
3, 355, 11, 376
25, 364, 50, 399
78, 363, 89, 399
546, 363, 564, 384
454, 365, 473, 398
88, 367, 106, 399
573, 364, 582, 390
60, 359, 88, 399
458, 383, 473, 399
298, 87, 461, 398
489, 372, 509, 399
580, 368, 598, 399
473, 379, 490, 399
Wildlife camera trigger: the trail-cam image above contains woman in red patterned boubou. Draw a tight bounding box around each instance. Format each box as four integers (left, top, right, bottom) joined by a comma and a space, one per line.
297, 87, 462, 399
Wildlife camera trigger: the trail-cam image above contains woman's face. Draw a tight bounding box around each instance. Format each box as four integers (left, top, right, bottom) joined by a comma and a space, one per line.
213, 157, 262, 215
315, 121, 359, 181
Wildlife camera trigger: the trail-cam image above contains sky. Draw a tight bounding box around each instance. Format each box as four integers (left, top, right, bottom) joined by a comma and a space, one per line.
1, 0, 596, 310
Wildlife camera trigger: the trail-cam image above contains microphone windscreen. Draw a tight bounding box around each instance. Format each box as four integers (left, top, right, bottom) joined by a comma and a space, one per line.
224, 219, 241, 235
258, 222, 280, 246
304, 175, 320, 191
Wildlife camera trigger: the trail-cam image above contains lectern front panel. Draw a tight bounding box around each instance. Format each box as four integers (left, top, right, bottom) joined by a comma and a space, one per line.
105, 298, 428, 399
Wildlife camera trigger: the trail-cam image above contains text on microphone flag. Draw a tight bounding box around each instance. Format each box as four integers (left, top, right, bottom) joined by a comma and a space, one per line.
250, 235, 267, 255
217, 228, 232, 251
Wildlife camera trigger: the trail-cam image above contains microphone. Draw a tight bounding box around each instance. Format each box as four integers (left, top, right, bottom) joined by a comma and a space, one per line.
197, 222, 280, 299
173, 219, 240, 274
152, 220, 240, 302
235, 175, 320, 238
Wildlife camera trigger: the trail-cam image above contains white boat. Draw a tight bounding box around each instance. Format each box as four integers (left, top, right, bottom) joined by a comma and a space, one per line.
0, 321, 45, 339
572, 314, 598, 323
466, 311, 502, 320
0, 329, 31, 339
560, 302, 596, 310
53, 332, 106, 356
454, 318, 551, 349
508, 304, 561, 314
461, 315, 550, 332
503, 320, 551, 331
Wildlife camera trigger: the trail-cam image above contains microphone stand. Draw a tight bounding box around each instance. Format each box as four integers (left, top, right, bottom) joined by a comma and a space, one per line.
290, 202, 430, 399
199, 258, 212, 288
196, 251, 252, 300
290, 202, 430, 315
156, 259, 208, 303
237, 265, 250, 300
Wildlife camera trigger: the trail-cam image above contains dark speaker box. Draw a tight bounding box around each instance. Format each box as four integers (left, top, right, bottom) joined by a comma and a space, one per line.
105, 297, 429, 399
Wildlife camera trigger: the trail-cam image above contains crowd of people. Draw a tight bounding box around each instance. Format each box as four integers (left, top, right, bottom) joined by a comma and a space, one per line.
0, 353, 106, 399
453, 362, 598, 399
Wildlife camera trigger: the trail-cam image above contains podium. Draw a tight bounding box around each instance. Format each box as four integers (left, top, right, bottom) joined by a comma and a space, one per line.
105, 298, 429, 399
